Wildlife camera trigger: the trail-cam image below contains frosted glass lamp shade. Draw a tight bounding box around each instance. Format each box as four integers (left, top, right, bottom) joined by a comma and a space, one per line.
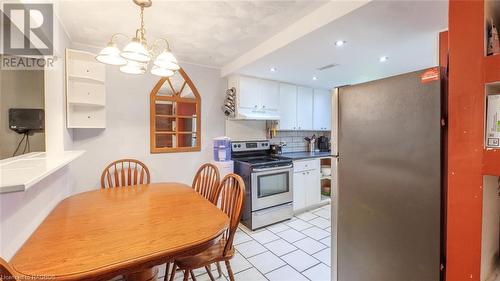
121, 39, 151, 63
120, 61, 147, 75
151, 66, 174, 77
154, 50, 180, 70
96, 43, 127, 66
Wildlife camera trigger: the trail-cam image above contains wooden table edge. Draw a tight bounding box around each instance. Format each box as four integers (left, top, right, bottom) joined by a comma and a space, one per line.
13, 225, 228, 281
11, 183, 230, 281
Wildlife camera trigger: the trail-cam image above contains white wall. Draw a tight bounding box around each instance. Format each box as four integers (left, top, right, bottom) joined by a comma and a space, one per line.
69, 63, 225, 193
0, 168, 72, 259
0, 70, 45, 159
225, 119, 267, 141
0, 13, 74, 260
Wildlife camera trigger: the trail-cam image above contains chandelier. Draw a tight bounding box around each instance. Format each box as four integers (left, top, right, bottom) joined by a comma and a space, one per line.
95, 0, 179, 77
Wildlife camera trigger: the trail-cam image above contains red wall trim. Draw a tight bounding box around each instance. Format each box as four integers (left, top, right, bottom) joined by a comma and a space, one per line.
446, 0, 485, 280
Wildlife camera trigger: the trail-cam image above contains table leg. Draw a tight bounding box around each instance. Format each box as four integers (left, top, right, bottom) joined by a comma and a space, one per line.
125, 267, 158, 281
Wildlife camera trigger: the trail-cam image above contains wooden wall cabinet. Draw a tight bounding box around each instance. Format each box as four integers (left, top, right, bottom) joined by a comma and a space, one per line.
150, 69, 201, 153
65, 49, 106, 128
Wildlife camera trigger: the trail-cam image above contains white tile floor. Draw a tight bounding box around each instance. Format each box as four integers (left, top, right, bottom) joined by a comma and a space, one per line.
156, 204, 331, 281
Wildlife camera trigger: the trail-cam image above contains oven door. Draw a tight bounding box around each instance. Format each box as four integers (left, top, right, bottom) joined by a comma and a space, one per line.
251, 165, 293, 211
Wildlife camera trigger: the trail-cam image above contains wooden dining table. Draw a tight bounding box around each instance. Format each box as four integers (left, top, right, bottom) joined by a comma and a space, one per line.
10, 183, 229, 281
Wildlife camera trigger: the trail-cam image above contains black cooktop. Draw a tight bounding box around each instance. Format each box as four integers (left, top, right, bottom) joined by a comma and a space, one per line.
232, 155, 292, 166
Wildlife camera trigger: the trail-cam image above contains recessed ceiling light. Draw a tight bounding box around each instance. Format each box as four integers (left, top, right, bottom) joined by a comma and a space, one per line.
379, 56, 389, 62
335, 40, 346, 47
312, 76, 318, 81
270, 67, 276, 72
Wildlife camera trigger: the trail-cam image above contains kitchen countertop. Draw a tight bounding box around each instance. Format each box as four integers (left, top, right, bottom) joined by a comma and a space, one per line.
0, 151, 84, 194
281, 151, 335, 160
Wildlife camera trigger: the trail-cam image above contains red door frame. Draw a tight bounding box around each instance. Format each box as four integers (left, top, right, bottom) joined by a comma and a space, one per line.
446, 0, 486, 280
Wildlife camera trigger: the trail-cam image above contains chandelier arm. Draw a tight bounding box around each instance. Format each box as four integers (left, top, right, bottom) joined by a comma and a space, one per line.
152, 38, 171, 51
109, 33, 132, 44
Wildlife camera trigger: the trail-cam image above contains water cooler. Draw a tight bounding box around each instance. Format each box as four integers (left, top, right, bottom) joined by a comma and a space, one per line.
212, 136, 233, 177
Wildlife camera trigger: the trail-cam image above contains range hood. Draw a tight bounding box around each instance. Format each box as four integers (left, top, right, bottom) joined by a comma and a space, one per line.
235, 108, 280, 120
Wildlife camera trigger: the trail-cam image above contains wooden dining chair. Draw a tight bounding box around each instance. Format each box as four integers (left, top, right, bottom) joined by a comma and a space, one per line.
100, 159, 151, 188
163, 164, 221, 281
192, 163, 221, 204
168, 174, 245, 281
0, 257, 22, 281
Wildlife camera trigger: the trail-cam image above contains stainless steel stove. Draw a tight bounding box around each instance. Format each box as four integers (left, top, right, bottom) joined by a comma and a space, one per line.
232, 140, 293, 230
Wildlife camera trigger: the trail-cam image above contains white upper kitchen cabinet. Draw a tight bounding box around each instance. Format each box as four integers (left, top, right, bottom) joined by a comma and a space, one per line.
296, 86, 313, 130
313, 89, 332, 131
237, 76, 261, 110
279, 83, 298, 130
228, 76, 280, 119
260, 79, 280, 112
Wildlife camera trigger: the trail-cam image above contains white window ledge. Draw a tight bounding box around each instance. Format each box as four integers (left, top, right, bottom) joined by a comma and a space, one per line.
0, 151, 84, 194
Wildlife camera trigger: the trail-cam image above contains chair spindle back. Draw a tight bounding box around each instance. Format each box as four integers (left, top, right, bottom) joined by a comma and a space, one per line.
100, 159, 151, 188
192, 163, 221, 204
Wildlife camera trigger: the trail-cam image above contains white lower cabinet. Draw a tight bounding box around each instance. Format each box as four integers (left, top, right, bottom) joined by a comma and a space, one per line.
293, 159, 321, 211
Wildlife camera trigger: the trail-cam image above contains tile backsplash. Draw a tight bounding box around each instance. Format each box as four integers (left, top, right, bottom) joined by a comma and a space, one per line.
268, 131, 331, 153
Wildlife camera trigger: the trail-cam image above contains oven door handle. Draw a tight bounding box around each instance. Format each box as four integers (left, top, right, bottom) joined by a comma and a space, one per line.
252, 164, 293, 172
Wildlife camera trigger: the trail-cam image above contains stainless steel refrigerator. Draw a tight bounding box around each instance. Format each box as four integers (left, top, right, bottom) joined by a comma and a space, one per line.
337, 68, 445, 281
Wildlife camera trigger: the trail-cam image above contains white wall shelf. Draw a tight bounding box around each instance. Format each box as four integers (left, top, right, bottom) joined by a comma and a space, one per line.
68, 102, 105, 107
66, 48, 106, 128
68, 75, 105, 85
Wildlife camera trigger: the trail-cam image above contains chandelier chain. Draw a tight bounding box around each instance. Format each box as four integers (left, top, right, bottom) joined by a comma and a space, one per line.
140, 6, 145, 41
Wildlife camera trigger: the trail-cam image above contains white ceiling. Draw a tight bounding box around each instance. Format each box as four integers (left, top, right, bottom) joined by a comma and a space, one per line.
57, 0, 327, 67
235, 0, 448, 89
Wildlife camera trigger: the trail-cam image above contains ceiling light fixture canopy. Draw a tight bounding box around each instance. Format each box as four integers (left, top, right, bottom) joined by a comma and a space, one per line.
334, 40, 346, 47
95, 0, 179, 77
